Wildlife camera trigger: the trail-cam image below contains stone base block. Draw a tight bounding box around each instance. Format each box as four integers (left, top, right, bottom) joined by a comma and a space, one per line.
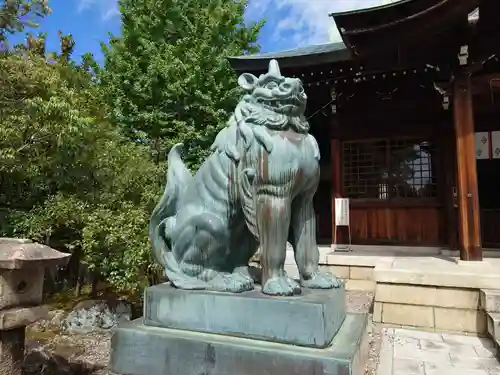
0, 305, 48, 330
481, 289, 500, 313
374, 301, 487, 334
487, 311, 500, 342
110, 313, 369, 375
346, 279, 375, 292
374, 282, 487, 333
144, 283, 346, 348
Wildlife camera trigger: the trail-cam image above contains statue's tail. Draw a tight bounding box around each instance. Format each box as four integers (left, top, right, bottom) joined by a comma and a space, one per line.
149, 143, 192, 267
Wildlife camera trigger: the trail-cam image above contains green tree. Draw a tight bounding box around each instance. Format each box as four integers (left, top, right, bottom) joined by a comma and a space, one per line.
0, 33, 161, 293
100, 0, 264, 168
0, 0, 50, 43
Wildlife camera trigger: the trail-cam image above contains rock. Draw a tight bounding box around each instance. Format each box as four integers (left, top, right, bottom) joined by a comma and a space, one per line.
23, 344, 102, 375
23, 331, 111, 375
50, 309, 67, 327
27, 307, 67, 333
62, 299, 131, 333
23, 346, 52, 375
28, 319, 46, 332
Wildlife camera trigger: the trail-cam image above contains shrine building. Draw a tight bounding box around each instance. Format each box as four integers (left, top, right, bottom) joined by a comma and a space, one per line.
229, 0, 500, 261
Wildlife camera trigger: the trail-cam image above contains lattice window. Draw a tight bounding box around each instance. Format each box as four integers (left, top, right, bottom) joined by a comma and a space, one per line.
342, 138, 437, 199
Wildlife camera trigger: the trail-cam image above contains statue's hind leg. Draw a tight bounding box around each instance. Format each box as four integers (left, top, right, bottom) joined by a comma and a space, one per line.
290, 194, 342, 289
257, 195, 298, 296
173, 213, 253, 293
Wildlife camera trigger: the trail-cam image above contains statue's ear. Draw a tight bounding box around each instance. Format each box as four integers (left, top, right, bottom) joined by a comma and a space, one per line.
238, 73, 258, 91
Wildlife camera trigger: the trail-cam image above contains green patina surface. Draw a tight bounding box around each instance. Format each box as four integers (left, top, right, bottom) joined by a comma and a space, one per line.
142, 283, 347, 348
149, 59, 340, 296
110, 313, 368, 375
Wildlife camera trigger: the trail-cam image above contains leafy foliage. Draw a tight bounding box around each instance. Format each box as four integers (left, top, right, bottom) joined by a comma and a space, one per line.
0, 0, 265, 293
0, 34, 161, 292
0, 0, 50, 42
100, 0, 264, 168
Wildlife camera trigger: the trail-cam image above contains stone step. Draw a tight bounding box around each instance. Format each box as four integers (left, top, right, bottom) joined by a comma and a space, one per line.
483, 291, 500, 358
481, 289, 500, 313
487, 311, 500, 343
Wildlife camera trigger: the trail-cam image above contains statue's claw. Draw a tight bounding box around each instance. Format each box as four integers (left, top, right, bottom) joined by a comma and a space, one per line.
284, 276, 302, 295
208, 272, 254, 293
231, 271, 255, 288
233, 266, 261, 284
300, 271, 343, 289
262, 276, 301, 296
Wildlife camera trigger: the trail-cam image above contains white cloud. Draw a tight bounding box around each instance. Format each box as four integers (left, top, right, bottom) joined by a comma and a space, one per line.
76, 0, 119, 21
75, 0, 399, 44
247, 0, 399, 48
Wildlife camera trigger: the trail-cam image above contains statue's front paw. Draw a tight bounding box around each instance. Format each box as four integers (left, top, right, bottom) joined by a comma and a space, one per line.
301, 271, 343, 289
282, 272, 301, 294
209, 273, 254, 293
262, 276, 301, 296
233, 266, 261, 284
232, 271, 255, 290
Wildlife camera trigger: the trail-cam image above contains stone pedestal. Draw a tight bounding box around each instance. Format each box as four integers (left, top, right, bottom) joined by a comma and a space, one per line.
144, 283, 346, 348
110, 284, 369, 375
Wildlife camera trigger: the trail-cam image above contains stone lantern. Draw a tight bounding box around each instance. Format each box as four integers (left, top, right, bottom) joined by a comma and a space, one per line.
0, 238, 70, 375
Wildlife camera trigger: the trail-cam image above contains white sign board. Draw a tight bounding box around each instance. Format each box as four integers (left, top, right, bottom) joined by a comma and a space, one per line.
474, 132, 490, 159
334, 198, 350, 226
491, 131, 500, 159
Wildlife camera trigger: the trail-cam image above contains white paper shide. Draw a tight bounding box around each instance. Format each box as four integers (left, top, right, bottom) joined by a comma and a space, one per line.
474, 132, 490, 160
491, 131, 500, 159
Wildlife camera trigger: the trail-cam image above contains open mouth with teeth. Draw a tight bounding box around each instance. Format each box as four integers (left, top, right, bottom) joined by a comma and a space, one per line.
256, 97, 305, 114
254, 86, 307, 115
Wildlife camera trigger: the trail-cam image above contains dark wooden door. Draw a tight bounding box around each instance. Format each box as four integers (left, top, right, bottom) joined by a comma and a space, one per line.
478, 160, 500, 248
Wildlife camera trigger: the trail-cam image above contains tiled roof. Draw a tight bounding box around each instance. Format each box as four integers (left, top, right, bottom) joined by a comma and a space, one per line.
228, 42, 350, 72
230, 42, 347, 60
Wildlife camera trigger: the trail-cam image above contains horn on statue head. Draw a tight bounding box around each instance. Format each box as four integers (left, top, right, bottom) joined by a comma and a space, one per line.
268, 59, 281, 77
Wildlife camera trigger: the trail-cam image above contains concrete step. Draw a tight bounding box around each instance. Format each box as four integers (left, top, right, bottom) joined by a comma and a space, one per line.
481, 289, 500, 313
481, 290, 500, 356
487, 311, 500, 344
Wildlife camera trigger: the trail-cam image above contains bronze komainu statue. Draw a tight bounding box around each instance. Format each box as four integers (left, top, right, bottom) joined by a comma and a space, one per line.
149, 59, 340, 296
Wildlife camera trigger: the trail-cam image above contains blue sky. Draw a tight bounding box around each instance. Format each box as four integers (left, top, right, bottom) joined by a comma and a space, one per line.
9, 0, 396, 64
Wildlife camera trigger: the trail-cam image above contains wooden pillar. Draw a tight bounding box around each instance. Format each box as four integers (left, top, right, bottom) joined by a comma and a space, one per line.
441, 130, 459, 250
453, 76, 482, 261
330, 117, 345, 246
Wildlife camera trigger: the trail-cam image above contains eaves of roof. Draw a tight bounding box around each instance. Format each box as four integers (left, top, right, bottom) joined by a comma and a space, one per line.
329, 0, 480, 56
228, 42, 351, 73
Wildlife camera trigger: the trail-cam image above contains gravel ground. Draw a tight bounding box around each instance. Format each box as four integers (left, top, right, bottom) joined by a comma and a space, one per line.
25, 290, 378, 375
345, 291, 381, 375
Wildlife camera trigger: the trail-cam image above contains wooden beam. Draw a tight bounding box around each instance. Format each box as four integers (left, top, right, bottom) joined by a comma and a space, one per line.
471, 73, 500, 85
453, 76, 482, 261
469, 73, 500, 97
